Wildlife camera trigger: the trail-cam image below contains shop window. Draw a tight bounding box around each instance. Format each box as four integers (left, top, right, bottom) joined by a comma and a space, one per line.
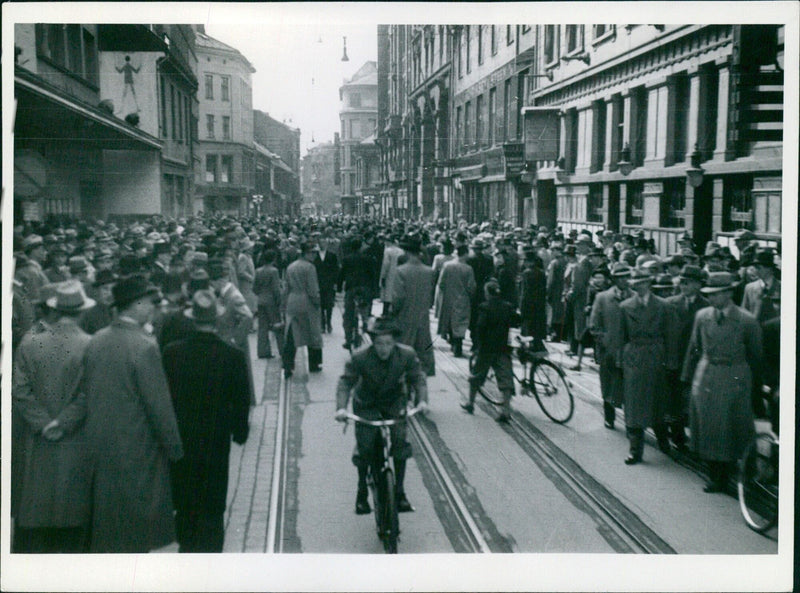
661, 178, 687, 228
587, 184, 604, 222
626, 181, 644, 226
205, 155, 217, 183
723, 175, 754, 231
221, 76, 230, 102
221, 155, 233, 184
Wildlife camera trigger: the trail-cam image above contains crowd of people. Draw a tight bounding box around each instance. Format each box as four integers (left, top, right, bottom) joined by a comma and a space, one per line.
10, 212, 781, 551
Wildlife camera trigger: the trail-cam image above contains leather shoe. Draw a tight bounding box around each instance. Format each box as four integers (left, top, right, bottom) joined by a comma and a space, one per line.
496, 413, 511, 423
397, 494, 414, 513
284, 369, 293, 379
624, 455, 642, 465
703, 482, 725, 493
604, 420, 615, 430
460, 403, 474, 414
309, 366, 322, 373
355, 497, 371, 514
658, 441, 671, 455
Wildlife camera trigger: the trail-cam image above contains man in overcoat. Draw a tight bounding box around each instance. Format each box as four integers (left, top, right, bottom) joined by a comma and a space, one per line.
12, 281, 95, 552
82, 274, 184, 552
663, 265, 709, 453
566, 235, 598, 354
435, 244, 475, 357
379, 234, 404, 316
253, 248, 284, 358
589, 263, 632, 430
313, 236, 340, 334
391, 234, 436, 376
466, 238, 494, 350
619, 269, 671, 465
682, 272, 762, 492
162, 290, 250, 552
518, 247, 547, 352
338, 235, 377, 349
545, 242, 567, 341
282, 242, 324, 377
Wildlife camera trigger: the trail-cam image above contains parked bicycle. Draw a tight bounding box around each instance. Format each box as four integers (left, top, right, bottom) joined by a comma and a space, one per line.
342, 406, 423, 553
738, 387, 779, 534
469, 336, 574, 424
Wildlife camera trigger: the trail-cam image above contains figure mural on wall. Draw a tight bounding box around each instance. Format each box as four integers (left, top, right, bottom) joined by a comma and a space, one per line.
116, 55, 141, 115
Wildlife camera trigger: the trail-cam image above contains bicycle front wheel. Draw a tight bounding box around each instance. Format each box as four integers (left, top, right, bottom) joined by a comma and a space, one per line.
468, 353, 505, 406
738, 433, 779, 534
530, 359, 574, 424
379, 469, 399, 553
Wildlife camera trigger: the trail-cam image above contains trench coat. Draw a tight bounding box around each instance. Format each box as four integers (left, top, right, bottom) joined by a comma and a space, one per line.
253, 264, 283, 327
589, 286, 631, 407
162, 331, 250, 515
284, 258, 323, 349
681, 305, 761, 462
12, 319, 92, 528
568, 256, 594, 338
435, 258, 475, 340
391, 259, 436, 376
217, 281, 255, 405
313, 251, 340, 310
519, 263, 547, 339
619, 294, 670, 429
82, 318, 184, 552
237, 252, 257, 313
380, 244, 404, 303
546, 255, 567, 325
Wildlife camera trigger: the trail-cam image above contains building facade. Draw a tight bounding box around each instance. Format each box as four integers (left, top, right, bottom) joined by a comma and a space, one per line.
339, 61, 378, 215
300, 142, 339, 215
13, 24, 196, 222
253, 110, 301, 217
523, 24, 783, 254
193, 28, 256, 216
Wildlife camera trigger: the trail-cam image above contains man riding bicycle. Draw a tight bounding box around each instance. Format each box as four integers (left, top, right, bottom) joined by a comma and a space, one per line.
335, 317, 428, 514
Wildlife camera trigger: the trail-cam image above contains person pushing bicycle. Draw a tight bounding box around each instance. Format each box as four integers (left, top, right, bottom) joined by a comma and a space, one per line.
335, 317, 428, 515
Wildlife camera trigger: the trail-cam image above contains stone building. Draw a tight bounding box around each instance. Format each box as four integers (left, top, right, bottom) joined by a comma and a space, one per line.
339, 61, 378, 215
523, 24, 784, 254
193, 28, 256, 216
253, 110, 301, 217
301, 142, 339, 215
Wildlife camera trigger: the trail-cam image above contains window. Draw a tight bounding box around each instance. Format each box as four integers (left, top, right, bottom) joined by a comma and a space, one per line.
476, 94, 484, 145
439, 26, 444, 64
516, 69, 528, 139
206, 114, 215, 139
488, 87, 496, 145
503, 78, 512, 141
160, 75, 168, 137
457, 29, 463, 77
205, 74, 214, 100
697, 63, 719, 161
662, 178, 687, 228
35, 24, 98, 85
205, 155, 217, 182
507, 25, 515, 46
668, 73, 690, 165
464, 101, 472, 145
723, 175, 754, 231
184, 95, 191, 143
593, 25, 615, 43
221, 155, 233, 183
626, 181, 644, 226
587, 184, 604, 222
221, 76, 230, 101
522, 25, 531, 34
349, 93, 362, 108
478, 25, 484, 65
177, 89, 183, 143
591, 99, 606, 173
630, 86, 648, 167
455, 105, 462, 150
610, 93, 624, 170
171, 85, 177, 139
222, 116, 231, 140
544, 25, 558, 65
82, 29, 98, 86
465, 26, 471, 73
66, 25, 83, 74
564, 108, 579, 172
368, 119, 376, 134
566, 25, 584, 54
491, 25, 498, 55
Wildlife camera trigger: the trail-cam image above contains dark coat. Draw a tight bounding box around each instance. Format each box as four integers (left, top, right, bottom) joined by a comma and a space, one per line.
12, 319, 92, 528
568, 256, 594, 336
284, 258, 322, 349
79, 302, 114, 335
546, 255, 567, 324
519, 263, 547, 339
664, 293, 709, 370
162, 331, 250, 514
253, 264, 283, 326
475, 296, 521, 354
391, 259, 436, 376
467, 252, 494, 303
590, 286, 632, 407
495, 264, 518, 307
436, 259, 475, 339
741, 278, 781, 324
620, 294, 670, 429
313, 251, 340, 309
682, 305, 761, 461
338, 251, 377, 295
82, 318, 183, 552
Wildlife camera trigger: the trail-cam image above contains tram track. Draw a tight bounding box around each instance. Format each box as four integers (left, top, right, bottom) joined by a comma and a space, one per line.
265, 368, 292, 553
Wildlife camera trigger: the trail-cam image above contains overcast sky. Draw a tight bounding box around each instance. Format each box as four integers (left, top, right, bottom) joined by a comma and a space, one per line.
206, 23, 377, 156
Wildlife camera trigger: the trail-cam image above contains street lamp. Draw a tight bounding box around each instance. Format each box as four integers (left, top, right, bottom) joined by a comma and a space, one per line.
252, 194, 264, 218
617, 143, 634, 176
685, 144, 705, 188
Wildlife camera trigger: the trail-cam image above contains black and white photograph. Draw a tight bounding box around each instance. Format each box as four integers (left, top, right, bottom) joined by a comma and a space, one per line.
2, 2, 797, 591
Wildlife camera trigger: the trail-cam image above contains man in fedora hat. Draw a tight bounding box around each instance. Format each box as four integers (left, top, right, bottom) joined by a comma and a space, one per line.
682, 272, 762, 493
82, 274, 183, 552
663, 265, 709, 454
12, 281, 95, 552
150, 242, 172, 290
379, 233, 404, 317
545, 241, 568, 341
335, 317, 428, 514
161, 290, 250, 552
619, 268, 671, 464
391, 234, 436, 376
282, 241, 323, 377
564, 234, 596, 355
17, 235, 50, 302
435, 244, 476, 358
589, 263, 633, 429
466, 237, 495, 349
80, 269, 117, 335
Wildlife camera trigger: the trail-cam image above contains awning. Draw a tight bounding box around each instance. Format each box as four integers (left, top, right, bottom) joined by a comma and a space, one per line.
479, 174, 508, 184
453, 164, 486, 181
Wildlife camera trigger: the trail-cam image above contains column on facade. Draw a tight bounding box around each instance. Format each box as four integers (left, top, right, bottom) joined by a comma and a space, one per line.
644, 78, 669, 167
603, 96, 616, 172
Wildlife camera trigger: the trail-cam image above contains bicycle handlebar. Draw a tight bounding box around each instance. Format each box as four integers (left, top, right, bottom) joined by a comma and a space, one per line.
342, 406, 422, 427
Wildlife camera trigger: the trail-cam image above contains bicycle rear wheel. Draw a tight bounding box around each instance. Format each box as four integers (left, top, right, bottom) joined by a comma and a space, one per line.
367, 468, 382, 536
530, 359, 574, 424
379, 469, 399, 553
738, 433, 779, 534
468, 353, 505, 406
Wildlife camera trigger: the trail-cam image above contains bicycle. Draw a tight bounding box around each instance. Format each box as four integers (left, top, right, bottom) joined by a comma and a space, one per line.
738, 388, 779, 534
342, 406, 422, 553
469, 336, 574, 424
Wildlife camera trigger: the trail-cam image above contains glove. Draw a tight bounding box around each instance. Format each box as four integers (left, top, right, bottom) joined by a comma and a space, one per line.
334, 408, 348, 423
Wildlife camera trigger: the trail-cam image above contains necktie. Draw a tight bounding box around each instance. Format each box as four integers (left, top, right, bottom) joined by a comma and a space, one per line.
716, 309, 724, 325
